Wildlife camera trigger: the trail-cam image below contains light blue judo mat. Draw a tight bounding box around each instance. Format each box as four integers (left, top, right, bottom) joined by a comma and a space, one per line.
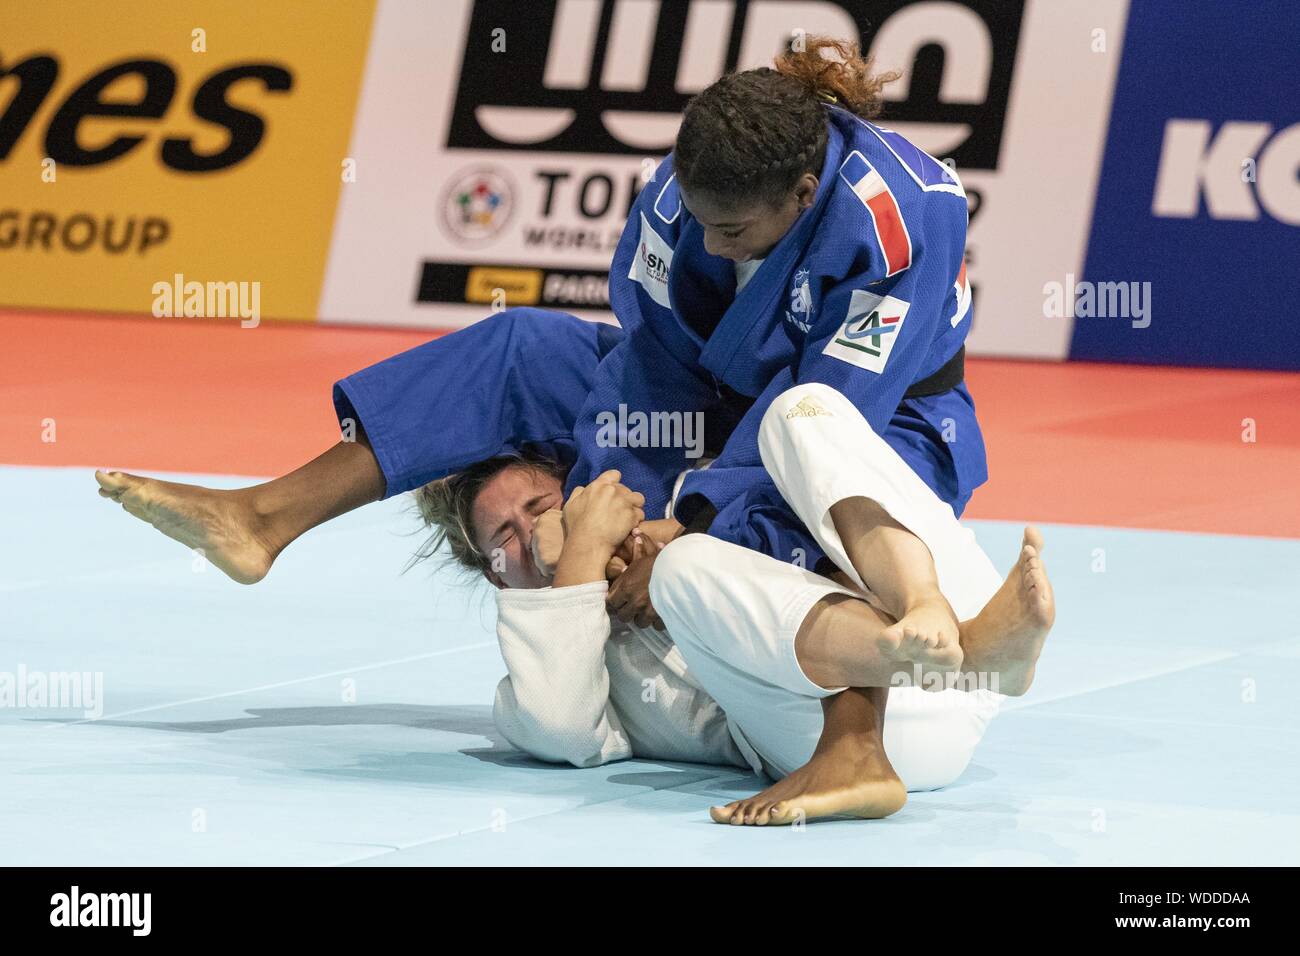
3, 465, 1297, 865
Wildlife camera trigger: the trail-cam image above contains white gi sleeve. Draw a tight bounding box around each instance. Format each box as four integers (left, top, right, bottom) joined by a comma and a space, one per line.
492, 581, 633, 768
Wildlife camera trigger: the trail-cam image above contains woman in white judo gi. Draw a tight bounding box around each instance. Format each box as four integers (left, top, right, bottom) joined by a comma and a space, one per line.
420, 381, 1053, 825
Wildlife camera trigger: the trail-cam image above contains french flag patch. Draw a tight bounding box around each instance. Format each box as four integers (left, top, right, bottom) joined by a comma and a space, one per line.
840, 151, 912, 277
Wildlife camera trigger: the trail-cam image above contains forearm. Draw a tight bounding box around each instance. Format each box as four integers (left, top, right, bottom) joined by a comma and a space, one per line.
552, 532, 615, 588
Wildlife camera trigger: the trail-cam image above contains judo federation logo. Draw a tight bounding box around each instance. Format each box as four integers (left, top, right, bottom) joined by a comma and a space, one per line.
785, 268, 812, 333
823, 291, 911, 375
441, 168, 514, 243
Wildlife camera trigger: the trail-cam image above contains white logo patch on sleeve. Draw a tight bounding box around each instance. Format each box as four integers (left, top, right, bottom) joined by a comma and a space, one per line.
822, 291, 911, 374
627, 212, 674, 309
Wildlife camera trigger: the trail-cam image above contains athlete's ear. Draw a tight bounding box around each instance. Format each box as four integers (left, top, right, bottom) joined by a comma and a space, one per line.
796, 172, 819, 207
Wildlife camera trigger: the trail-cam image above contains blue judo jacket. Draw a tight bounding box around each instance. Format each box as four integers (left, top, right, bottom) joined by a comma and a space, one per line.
564, 105, 987, 568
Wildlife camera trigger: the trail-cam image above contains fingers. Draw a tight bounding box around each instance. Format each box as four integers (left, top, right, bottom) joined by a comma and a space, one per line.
606, 587, 633, 620
605, 556, 627, 580
633, 608, 663, 630
591, 469, 622, 486
606, 552, 661, 628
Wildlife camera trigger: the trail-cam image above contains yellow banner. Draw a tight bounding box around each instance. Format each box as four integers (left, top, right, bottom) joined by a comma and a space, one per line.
0, 1, 375, 321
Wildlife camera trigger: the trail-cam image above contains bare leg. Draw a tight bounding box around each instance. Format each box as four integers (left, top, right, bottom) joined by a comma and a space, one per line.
711, 687, 905, 826
708, 593, 934, 827
709, 529, 1056, 826
829, 496, 962, 670
793, 593, 962, 691
95, 436, 385, 584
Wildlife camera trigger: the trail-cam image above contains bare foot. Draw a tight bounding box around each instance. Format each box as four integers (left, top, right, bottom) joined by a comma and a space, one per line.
710, 731, 906, 826
878, 595, 962, 690
94, 470, 276, 584
959, 526, 1055, 696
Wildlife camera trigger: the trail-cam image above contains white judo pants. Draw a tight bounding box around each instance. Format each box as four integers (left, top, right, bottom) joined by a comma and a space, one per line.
650, 383, 1006, 790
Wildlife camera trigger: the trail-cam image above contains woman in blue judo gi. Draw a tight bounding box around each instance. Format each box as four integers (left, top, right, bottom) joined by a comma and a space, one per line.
562, 37, 992, 822
579, 38, 981, 630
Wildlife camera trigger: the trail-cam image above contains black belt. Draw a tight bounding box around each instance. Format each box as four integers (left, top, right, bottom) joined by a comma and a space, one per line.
903, 345, 965, 398
681, 344, 968, 535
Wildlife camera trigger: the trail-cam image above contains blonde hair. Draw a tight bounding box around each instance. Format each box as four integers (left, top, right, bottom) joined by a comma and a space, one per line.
409, 451, 567, 574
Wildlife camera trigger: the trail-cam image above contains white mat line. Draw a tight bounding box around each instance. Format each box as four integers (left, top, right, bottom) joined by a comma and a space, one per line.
998, 650, 1240, 713
327, 769, 757, 866
1012, 708, 1300, 736
56, 641, 498, 726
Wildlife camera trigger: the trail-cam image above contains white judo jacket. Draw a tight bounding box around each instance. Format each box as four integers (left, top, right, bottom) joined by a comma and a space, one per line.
491, 580, 761, 773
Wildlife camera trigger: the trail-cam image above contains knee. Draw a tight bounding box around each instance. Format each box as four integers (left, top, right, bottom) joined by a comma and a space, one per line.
483, 306, 582, 344
884, 690, 997, 791
901, 739, 976, 792
649, 534, 730, 626
481, 306, 548, 340
758, 383, 846, 460
469, 308, 534, 355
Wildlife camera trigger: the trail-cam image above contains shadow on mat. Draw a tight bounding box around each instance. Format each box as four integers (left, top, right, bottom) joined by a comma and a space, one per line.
39, 702, 503, 738
40, 703, 760, 792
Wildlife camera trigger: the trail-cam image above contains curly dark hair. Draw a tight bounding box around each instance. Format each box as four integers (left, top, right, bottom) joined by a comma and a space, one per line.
674, 36, 899, 207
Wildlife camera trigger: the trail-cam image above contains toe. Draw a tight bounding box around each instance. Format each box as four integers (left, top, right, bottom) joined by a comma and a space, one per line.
709, 803, 738, 824
94, 470, 126, 492
877, 624, 904, 653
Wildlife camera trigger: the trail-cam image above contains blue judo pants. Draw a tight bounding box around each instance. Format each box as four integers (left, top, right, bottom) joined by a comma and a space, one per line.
332, 308, 623, 498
